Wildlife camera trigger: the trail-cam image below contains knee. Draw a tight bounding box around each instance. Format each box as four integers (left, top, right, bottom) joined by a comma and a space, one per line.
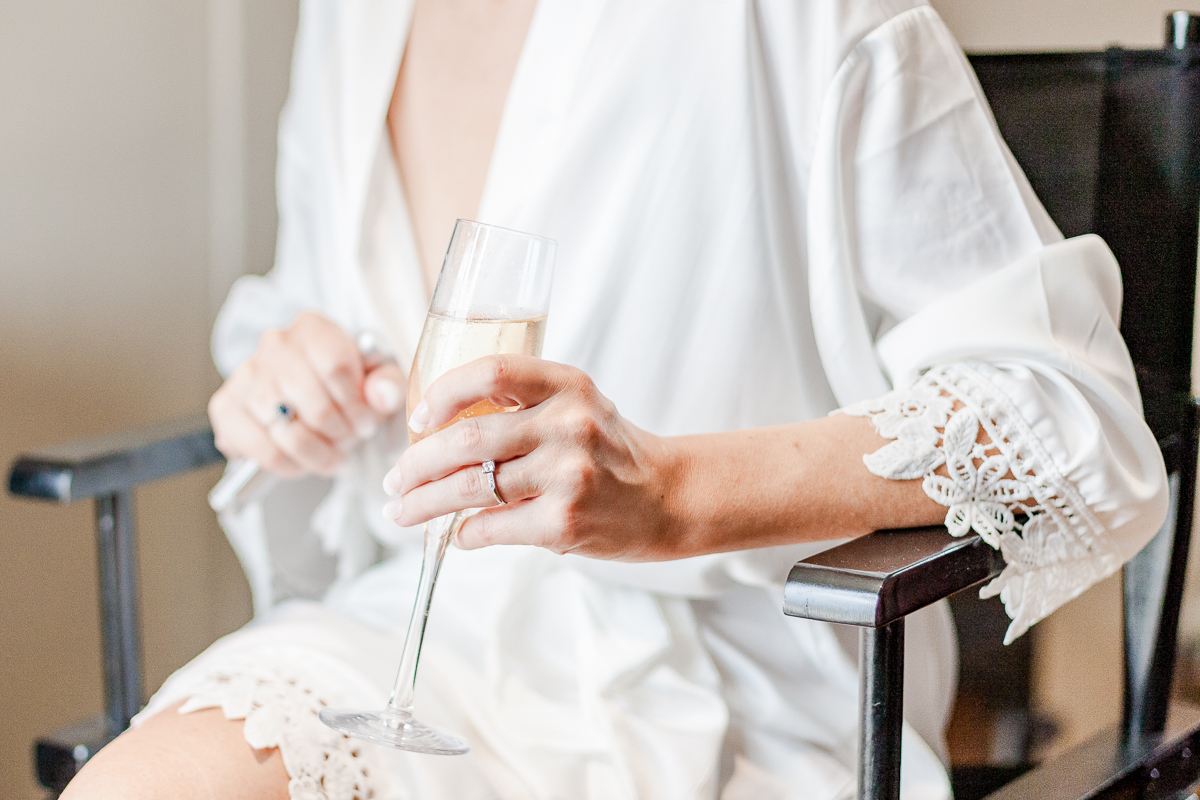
61, 702, 289, 800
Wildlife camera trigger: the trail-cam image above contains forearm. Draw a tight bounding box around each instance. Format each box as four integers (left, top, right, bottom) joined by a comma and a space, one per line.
399, 356, 948, 562
654, 414, 945, 558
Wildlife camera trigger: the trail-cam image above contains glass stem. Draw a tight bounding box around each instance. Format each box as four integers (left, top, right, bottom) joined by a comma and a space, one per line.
386, 510, 462, 714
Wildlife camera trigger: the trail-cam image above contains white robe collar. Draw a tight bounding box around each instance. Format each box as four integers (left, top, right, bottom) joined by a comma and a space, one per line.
337, 0, 610, 369
335, 0, 411, 230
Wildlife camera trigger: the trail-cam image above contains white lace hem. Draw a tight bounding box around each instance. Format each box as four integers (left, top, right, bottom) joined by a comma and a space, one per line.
840, 362, 1121, 643
173, 657, 389, 800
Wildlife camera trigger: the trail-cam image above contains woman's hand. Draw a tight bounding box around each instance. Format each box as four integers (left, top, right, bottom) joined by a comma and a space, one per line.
383, 355, 681, 560
209, 311, 408, 477
383, 355, 949, 560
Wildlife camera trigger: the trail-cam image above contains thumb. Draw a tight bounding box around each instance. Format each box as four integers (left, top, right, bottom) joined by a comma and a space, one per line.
363, 364, 408, 416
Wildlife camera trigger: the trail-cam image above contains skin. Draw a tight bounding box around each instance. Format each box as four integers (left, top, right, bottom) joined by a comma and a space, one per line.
65, 0, 943, 796
61, 702, 289, 800
207, 311, 408, 477
385, 356, 943, 559
390, 0, 540, 289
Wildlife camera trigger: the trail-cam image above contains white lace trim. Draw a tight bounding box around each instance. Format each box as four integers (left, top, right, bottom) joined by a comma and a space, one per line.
176, 657, 389, 800
841, 362, 1122, 643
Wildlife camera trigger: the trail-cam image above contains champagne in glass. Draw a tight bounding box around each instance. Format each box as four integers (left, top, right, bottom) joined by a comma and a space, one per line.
319, 219, 555, 753
407, 313, 547, 442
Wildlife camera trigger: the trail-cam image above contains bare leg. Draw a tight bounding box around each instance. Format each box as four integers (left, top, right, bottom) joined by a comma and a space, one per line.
60, 700, 290, 800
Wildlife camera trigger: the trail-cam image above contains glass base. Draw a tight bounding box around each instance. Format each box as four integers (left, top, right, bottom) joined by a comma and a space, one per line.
318, 707, 471, 755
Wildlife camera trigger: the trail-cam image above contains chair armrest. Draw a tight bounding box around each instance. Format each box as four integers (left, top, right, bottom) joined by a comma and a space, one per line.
7, 413, 223, 503
783, 526, 1004, 628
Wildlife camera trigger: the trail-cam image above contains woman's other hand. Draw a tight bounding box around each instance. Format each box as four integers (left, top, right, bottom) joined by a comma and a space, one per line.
209, 311, 408, 477
384, 355, 678, 560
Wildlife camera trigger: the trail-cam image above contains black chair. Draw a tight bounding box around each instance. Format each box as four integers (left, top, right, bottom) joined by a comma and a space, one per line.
7, 416, 222, 792
9, 10, 1200, 799
785, 11, 1200, 800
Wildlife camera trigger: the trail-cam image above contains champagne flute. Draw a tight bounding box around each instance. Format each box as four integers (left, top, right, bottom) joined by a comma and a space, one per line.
319, 219, 555, 754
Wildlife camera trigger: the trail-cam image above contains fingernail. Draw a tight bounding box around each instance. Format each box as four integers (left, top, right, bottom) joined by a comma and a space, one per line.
355, 418, 379, 440
382, 466, 402, 496
452, 527, 472, 550
372, 379, 403, 414
408, 400, 431, 432
382, 496, 403, 522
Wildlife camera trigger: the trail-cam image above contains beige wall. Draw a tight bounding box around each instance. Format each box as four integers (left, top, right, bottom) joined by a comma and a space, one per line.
932, 0, 1184, 50
0, 0, 1191, 797
0, 1, 297, 798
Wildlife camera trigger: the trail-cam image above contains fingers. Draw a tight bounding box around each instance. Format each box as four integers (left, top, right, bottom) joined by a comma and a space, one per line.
455, 500, 559, 552
209, 313, 401, 479
375, 355, 649, 560
363, 363, 407, 417
290, 313, 379, 437
395, 410, 537, 493
409, 355, 585, 434
215, 378, 342, 477
257, 327, 356, 442
209, 399, 303, 477
267, 416, 345, 476
236, 346, 347, 475
385, 456, 539, 526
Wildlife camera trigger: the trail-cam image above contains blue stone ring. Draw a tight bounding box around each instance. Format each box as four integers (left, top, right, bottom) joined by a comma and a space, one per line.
274, 402, 298, 424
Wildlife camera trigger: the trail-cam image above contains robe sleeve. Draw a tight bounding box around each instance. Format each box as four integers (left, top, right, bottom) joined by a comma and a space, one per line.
805, 5, 1169, 642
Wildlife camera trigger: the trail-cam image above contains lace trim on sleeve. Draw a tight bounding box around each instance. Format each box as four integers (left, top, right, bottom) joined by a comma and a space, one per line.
840, 362, 1122, 643
175, 657, 390, 800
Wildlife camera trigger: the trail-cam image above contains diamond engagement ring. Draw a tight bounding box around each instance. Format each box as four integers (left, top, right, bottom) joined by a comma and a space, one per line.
481, 460, 505, 505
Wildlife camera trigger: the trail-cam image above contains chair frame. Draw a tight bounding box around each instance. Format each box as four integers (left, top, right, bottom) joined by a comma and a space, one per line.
8, 416, 220, 789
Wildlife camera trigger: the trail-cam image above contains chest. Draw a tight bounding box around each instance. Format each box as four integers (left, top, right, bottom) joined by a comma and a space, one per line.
358, 1, 837, 431
386, 0, 538, 292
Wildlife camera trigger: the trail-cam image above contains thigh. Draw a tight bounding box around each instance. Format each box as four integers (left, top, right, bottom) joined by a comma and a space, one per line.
60, 700, 289, 800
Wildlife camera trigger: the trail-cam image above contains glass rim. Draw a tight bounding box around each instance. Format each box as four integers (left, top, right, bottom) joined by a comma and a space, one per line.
452, 218, 557, 249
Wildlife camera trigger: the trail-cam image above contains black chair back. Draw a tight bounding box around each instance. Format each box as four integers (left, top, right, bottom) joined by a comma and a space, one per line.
784, 17, 1200, 800
969, 16, 1200, 747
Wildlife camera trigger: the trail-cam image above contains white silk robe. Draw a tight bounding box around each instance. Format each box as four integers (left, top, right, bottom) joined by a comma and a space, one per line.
137, 2, 1169, 799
